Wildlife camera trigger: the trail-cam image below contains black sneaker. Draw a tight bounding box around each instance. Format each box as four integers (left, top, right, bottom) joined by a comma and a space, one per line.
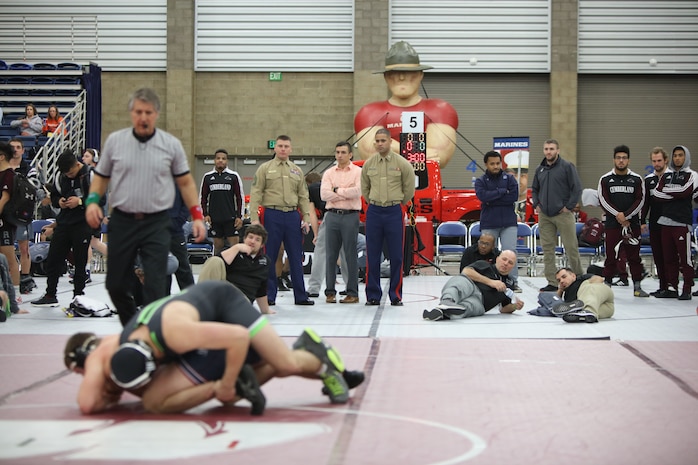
423, 308, 445, 321
235, 364, 266, 416
551, 299, 584, 316
678, 292, 692, 301
613, 278, 629, 286
512, 284, 523, 293
539, 284, 558, 292
563, 310, 598, 323
654, 289, 679, 299
31, 294, 59, 307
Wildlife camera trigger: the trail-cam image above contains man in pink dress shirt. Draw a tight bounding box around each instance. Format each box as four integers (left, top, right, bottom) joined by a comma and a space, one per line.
320, 142, 363, 304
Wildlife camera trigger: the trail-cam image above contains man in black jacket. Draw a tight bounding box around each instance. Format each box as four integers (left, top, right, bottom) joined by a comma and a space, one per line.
531, 139, 583, 291
32, 150, 103, 306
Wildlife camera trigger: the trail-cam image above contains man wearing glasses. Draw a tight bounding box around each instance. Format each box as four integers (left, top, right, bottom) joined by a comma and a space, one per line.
459, 232, 500, 272
597, 145, 649, 298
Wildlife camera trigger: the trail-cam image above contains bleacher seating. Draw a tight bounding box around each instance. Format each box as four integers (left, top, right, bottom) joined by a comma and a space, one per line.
0, 60, 86, 153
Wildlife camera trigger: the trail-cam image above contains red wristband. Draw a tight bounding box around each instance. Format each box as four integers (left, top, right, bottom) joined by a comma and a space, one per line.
190, 205, 204, 221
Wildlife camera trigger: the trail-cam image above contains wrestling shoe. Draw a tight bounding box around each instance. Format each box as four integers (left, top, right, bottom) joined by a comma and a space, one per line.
293, 328, 349, 404
322, 370, 365, 395
551, 299, 584, 316
563, 310, 598, 323
235, 364, 266, 416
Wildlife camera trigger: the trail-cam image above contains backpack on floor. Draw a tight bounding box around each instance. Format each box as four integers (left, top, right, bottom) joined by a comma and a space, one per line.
579, 218, 605, 247
67, 295, 114, 318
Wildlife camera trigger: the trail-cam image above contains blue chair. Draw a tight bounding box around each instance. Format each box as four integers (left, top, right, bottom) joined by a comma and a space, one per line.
30, 89, 54, 97
31, 77, 55, 85
435, 221, 467, 271
515, 222, 535, 276
5, 76, 30, 85
57, 62, 82, 70
468, 221, 481, 247
30, 219, 55, 243
9, 63, 33, 70
54, 77, 80, 86
33, 63, 57, 71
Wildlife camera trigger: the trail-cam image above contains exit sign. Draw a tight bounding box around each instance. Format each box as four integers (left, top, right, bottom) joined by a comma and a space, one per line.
269, 72, 282, 81
268, 140, 275, 149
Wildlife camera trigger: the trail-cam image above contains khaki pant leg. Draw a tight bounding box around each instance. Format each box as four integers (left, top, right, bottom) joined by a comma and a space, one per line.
197, 256, 227, 282
577, 281, 615, 319
556, 211, 583, 275
538, 212, 559, 286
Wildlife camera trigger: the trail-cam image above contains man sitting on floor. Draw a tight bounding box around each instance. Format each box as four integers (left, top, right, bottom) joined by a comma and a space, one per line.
552, 267, 615, 323
459, 231, 500, 269
197, 224, 274, 314
423, 250, 525, 321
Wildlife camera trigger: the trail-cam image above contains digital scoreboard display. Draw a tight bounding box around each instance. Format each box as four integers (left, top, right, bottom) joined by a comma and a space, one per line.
399, 132, 428, 190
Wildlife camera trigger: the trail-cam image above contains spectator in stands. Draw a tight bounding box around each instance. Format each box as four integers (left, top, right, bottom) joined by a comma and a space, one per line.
42, 105, 66, 136
459, 232, 500, 271
10, 104, 42, 137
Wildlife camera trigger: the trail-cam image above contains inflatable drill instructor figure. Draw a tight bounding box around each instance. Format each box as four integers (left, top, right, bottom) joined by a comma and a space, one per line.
354, 42, 459, 167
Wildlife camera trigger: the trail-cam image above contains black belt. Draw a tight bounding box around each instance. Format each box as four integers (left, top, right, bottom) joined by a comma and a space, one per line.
368, 200, 401, 207
266, 205, 297, 212
113, 208, 166, 220
327, 208, 359, 215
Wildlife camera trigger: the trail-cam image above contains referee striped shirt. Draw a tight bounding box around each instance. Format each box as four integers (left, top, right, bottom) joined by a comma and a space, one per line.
97, 128, 191, 213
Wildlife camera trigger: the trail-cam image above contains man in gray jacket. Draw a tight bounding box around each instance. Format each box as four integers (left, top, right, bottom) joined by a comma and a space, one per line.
532, 139, 583, 291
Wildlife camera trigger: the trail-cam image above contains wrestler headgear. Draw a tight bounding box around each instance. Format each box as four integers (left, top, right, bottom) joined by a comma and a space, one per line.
66, 334, 98, 371
110, 339, 157, 389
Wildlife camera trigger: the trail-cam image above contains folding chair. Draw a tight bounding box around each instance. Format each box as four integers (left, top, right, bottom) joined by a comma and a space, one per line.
515, 223, 535, 276
434, 221, 467, 272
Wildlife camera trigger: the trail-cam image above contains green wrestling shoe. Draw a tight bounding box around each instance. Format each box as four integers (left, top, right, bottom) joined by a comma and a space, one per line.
293, 328, 349, 404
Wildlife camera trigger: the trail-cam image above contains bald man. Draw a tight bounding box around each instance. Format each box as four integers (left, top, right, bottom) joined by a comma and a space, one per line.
423, 250, 524, 321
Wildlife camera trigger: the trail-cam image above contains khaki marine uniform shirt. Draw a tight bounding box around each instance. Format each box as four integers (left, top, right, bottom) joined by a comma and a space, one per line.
249, 157, 311, 222
361, 152, 416, 206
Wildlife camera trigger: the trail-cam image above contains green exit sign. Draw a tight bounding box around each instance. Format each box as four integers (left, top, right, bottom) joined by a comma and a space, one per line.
268, 140, 275, 149
269, 72, 282, 81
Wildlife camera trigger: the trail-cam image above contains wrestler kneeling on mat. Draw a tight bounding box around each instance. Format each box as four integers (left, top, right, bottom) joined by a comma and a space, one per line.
64, 281, 365, 415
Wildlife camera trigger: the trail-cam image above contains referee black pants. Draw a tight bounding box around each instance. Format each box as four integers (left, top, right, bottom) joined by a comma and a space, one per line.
107, 210, 170, 326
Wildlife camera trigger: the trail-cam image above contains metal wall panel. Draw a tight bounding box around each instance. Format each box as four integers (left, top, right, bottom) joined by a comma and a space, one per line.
390, 0, 551, 73
579, 0, 698, 73
419, 73, 550, 188
0, 1, 167, 71
195, 1, 354, 72
577, 75, 698, 191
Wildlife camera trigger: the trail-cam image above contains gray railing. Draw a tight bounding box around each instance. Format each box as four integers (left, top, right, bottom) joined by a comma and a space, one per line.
31, 90, 86, 184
